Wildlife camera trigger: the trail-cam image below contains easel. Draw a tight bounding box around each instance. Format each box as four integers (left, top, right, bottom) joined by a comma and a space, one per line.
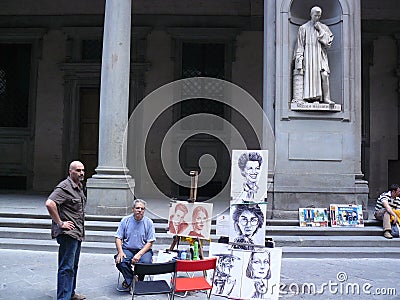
169, 170, 205, 260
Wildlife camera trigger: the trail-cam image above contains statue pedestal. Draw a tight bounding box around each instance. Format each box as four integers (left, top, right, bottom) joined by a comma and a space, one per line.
291, 101, 342, 112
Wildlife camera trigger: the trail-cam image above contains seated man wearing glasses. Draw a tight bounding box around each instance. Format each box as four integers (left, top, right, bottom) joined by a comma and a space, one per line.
115, 199, 156, 290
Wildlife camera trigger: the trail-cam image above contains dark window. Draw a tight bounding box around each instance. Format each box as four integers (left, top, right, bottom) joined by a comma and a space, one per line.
180, 43, 225, 120
0, 176, 27, 189
182, 43, 225, 79
0, 44, 31, 128
82, 40, 102, 60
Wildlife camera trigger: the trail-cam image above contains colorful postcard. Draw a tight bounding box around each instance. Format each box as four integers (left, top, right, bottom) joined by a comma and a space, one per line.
298, 208, 329, 227
330, 204, 364, 227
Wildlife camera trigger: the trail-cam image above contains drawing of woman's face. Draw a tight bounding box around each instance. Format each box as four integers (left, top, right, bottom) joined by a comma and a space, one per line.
243, 160, 261, 184
172, 209, 186, 225
251, 252, 270, 279
238, 210, 259, 237
194, 211, 207, 231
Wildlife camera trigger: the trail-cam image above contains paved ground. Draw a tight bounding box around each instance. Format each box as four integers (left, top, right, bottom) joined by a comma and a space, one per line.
0, 193, 397, 299
0, 249, 399, 300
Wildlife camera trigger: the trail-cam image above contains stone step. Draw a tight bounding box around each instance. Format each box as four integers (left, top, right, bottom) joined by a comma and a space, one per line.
0, 227, 218, 244
0, 217, 173, 233
1, 213, 394, 258
282, 247, 400, 258
265, 225, 382, 236
2, 237, 400, 258
1, 226, 394, 248
0, 217, 381, 236
0, 211, 381, 226
266, 218, 381, 227
271, 235, 400, 247
0, 237, 209, 255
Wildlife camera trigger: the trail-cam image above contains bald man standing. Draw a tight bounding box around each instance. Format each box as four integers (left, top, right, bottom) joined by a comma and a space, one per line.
46, 161, 87, 300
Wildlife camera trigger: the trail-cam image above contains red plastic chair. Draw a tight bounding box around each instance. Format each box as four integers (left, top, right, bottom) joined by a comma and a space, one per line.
172, 257, 217, 300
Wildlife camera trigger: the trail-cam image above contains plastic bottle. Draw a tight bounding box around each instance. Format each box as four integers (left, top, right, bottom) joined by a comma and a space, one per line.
181, 249, 187, 260
193, 241, 199, 260
186, 248, 191, 260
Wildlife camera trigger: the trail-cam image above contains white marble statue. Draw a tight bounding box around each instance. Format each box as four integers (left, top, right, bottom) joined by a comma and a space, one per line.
293, 6, 334, 105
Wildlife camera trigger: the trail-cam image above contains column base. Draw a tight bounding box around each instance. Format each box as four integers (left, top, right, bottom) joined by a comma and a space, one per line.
86, 176, 135, 216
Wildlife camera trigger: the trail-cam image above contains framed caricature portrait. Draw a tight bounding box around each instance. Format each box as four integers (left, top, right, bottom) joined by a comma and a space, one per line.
167, 201, 213, 239
209, 242, 282, 300
231, 150, 268, 203
229, 202, 267, 250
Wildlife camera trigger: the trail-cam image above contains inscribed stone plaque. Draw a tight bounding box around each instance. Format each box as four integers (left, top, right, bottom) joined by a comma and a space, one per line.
288, 132, 342, 161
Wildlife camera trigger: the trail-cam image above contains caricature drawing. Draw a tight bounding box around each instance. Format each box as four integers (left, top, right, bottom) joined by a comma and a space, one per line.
188, 205, 209, 238
231, 150, 268, 203
213, 253, 241, 296
238, 152, 262, 201
231, 204, 265, 250
246, 250, 271, 299
168, 203, 189, 235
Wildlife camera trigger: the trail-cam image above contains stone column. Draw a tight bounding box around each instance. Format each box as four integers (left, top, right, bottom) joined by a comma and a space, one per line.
86, 0, 135, 215
263, 0, 276, 219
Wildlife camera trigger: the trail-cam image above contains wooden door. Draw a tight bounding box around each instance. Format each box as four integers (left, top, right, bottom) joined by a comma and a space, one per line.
79, 88, 99, 178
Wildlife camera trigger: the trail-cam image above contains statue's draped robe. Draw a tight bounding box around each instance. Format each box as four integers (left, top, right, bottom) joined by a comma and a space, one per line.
295, 21, 333, 100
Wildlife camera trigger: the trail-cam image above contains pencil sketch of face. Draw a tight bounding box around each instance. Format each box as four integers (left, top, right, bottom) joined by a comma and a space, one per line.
247, 251, 271, 280
237, 152, 263, 201
246, 251, 271, 298
193, 206, 208, 232
238, 152, 262, 186
214, 253, 241, 296
168, 203, 190, 235
234, 205, 264, 238
217, 255, 235, 275
172, 204, 188, 224
231, 150, 268, 203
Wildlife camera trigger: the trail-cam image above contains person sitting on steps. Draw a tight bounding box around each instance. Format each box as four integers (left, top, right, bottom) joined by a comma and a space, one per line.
374, 183, 400, 239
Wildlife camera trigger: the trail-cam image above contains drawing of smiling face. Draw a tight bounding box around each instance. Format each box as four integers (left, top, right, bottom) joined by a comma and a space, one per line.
243, 160, 261, 185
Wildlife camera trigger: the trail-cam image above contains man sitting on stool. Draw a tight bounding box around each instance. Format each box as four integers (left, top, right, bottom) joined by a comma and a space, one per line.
115, 199, 156, 290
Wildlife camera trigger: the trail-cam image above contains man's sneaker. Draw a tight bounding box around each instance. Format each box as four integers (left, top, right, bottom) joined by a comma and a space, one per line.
384, 230, 393, 239
71, 293, 86, 300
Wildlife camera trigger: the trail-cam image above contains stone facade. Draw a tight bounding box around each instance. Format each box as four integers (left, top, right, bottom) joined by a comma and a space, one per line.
0, 0, 399, 217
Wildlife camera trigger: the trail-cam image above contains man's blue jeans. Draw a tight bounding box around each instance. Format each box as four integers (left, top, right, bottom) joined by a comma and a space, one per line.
56, 234, 81, 300
115, 248, 153, 285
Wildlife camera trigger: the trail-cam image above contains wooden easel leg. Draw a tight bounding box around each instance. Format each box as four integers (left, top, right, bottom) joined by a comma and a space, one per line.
169, 235, 180, 251
198, 239, 205, 260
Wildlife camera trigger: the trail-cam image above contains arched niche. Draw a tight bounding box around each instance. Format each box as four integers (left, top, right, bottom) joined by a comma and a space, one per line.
277, 0, 353, 120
